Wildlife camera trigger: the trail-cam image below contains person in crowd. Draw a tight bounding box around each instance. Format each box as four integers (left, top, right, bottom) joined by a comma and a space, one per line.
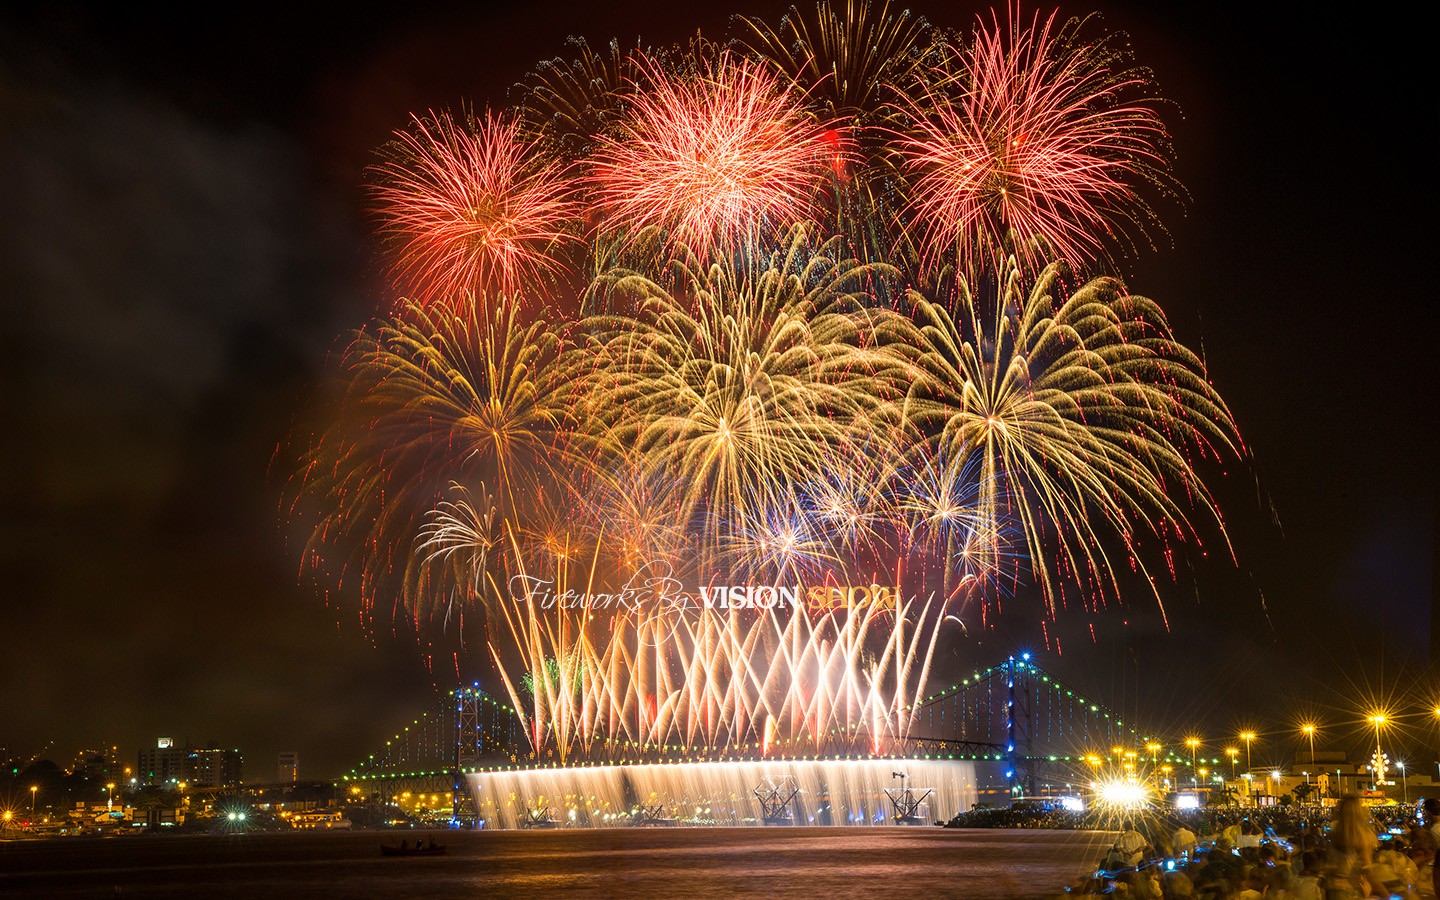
1193, 839, 1243, 898
1161, 864, 1195, 898
1237, 818, 1263, 850
1423, 797, 1440, 899
1408, 839, 1438, 900
1328, 795, 1379, 898
1172, 822, 1198, 861
1425, 798, 1440, 843
1253, 843, 1292, 895
1376, 834, 1420, 898
1235, 871, 1270, 899
1221, 819, 1243, 847
1288, 849, 1324, 900
1127, 867, 1162, 898
1110, 820, 1150, 869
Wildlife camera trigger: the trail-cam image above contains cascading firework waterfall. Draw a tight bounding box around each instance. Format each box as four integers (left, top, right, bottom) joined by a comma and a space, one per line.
485, 544, 953, 762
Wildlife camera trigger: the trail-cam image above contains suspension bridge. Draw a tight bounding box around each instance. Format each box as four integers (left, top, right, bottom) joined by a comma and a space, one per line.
338, 654, 1215, 823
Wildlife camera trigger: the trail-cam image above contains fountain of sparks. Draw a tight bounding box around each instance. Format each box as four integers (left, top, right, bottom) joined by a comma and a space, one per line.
467, 757, 976, 829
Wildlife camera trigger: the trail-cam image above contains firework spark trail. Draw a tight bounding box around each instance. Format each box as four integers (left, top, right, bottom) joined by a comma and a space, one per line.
294, 296, 576, 622
373, 110, 582, 307
578, 228, 903, 559
896, 7, 1175, 275
574, 456, 691, 575
879, 261, 1240, 623
488, 535, 956, 759
588, 52, 843, 261
742, 0, 935, 124
519, 36, 645, 161
799, 443, 900, 560
740, 1, 943, 267
898, 444, 1009, 603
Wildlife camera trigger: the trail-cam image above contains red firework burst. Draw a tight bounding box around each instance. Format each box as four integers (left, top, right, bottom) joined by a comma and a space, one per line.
372, 109, 581, 308
898, 7, 1174, 274
588, 52, 842, 260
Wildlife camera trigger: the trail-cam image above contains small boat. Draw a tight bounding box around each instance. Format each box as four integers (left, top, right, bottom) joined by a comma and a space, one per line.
380, 841, 446, 857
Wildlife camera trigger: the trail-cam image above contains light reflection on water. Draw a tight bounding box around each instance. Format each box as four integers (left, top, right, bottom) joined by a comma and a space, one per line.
0, 827, 1115, 898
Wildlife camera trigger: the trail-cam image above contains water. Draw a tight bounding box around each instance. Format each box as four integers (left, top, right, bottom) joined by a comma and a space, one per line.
0, 827, 1115, 898
469, 758, 979, 829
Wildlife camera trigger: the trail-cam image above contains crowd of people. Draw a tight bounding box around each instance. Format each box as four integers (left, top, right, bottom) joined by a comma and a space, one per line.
1058, 796, 1440, 898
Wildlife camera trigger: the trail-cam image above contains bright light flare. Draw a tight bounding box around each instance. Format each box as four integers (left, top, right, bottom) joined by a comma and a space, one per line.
1095, 779, 1150, 810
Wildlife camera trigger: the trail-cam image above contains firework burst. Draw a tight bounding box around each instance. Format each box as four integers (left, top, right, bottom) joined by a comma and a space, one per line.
518, 36, 645, 162
880, 261, 1240, 622
588, 52, 842, 261
896, 8, 1176, 275
579, 228, 898, 552
293, 296, 575, 622
372, 109, 582, 307
741, 0, 936, 125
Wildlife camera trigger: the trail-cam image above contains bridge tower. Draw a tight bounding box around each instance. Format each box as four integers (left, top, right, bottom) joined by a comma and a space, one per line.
452, 685, 486, 826
1005, 653, 1036, 797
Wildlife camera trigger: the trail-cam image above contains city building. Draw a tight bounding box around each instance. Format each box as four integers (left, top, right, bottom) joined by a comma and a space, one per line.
277, 751, 298, 783
70, 747, 122, 780
137, 739, 243, 788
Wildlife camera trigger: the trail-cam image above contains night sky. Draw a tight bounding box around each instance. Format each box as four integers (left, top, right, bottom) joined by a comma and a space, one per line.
1, 2, 1430, 780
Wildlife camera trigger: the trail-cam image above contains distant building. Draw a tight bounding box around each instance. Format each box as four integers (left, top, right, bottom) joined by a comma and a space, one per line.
277, 751, 298, 783
71, 747, 122, 780
137, 739, 243, 788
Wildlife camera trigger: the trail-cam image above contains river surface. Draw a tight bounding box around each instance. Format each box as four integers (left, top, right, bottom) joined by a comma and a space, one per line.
0, 827, 1113, 898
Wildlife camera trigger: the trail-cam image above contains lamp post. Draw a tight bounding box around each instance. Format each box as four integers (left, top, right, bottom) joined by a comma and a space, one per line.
1368, 713, 1387, 790
1301, 723, 1316, 768
29, 786, 37, 815
1240, 731, 1257, 774
1399, 761, 1408, 804
1186, 738, 1201, 787
1147, 742, 1161, 767
1433, 706, 1440, 782
1226, 748, 1239, 780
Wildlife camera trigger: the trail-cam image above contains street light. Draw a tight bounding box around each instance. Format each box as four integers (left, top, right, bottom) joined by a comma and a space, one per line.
1432, 706, 1440, 782
1226, 747, 1239, 780
1240, 731, 1257, 773
1146, 742, 1161, 766
30, 786, 37, 815
1186, 738, 1201, 787
1301, 723, 1317, 768
1400, 761, 1409, 804
1368, 713, 1388, 789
